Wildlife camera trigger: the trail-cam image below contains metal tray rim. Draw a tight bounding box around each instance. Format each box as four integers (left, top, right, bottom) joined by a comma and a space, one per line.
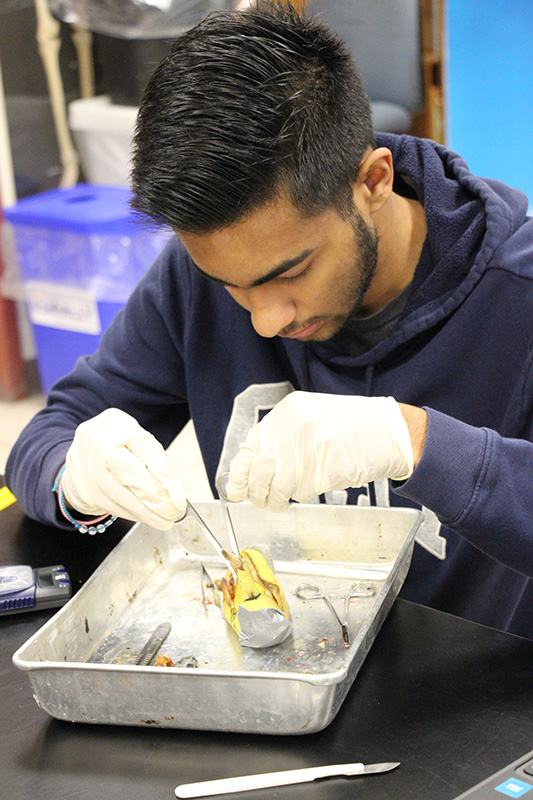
12, 503, 423, 734
339, 508, 421, 653
13, 507, 422, 685
12, 655, 349, 685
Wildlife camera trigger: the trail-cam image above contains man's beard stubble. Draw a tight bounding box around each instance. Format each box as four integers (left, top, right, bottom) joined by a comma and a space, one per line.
278, 208, 379, 341
322, 209, 379, 340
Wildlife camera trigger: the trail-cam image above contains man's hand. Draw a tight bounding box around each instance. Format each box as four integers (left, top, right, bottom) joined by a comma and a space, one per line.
61, 408, 187, 530
226, 392, 426, 513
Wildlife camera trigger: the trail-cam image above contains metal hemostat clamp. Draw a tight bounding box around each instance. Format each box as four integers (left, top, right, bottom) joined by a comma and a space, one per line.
295, 580, 377, 648
296, 583, 351, 648
295, 580, 375, 648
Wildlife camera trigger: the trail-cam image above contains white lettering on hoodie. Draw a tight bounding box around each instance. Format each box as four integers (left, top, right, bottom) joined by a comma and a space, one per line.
218, 382, 447, 560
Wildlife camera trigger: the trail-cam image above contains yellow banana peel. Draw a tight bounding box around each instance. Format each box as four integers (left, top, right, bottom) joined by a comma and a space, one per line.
221, 547, 292, 648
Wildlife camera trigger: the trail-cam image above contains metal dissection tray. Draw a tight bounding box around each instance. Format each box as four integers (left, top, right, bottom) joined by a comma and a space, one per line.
13, 502, 421, 735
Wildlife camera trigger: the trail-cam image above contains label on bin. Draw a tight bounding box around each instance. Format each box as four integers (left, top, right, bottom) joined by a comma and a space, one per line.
25, 282, 101, 335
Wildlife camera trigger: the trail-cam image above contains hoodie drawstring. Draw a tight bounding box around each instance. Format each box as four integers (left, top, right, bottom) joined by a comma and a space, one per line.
301, 346, 376, 397
364, 364, 374, 397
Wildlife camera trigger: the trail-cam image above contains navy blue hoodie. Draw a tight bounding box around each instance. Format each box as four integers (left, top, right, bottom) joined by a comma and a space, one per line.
7, 134, 533, 639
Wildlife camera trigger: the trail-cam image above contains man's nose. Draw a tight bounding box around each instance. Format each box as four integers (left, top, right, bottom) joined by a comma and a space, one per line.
250, 286, 297, 337
232, 285, 296, 338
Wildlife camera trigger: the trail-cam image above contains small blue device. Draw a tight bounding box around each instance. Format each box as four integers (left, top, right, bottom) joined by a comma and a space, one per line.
0, 564, 71, 615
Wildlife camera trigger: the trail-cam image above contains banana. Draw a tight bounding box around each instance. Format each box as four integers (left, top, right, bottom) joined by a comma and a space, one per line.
221, 547, 292, 648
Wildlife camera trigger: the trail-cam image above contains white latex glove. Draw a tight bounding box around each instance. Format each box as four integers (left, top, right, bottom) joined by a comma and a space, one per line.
62, 408, 187, 530
226, 392, 414, 513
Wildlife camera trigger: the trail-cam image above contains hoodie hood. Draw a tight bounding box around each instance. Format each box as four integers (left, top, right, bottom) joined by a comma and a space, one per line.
309, 133, 530, 368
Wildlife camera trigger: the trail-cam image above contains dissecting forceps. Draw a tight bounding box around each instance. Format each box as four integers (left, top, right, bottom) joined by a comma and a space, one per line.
175, 472, 240, 579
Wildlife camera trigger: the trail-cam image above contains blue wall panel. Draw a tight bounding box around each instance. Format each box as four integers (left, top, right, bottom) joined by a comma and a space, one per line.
447, 0, 533, 206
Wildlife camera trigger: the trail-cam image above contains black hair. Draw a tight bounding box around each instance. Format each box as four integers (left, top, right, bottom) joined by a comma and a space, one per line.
131, 1, 375, 233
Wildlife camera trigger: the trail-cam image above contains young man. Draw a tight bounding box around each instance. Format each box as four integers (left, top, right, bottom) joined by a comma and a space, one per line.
6, 2, 533, 638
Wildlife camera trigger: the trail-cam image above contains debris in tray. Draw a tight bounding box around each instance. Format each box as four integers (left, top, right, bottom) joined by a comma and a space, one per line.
152, 654, 199, 668
154, 654, 174, 667
201, 563, 221, 608
350, 580, 376, 597
175, 655, 199, 668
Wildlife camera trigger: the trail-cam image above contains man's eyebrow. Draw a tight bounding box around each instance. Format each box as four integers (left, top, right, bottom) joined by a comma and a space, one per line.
191, 261, 228, 286
191, 249, 314, 289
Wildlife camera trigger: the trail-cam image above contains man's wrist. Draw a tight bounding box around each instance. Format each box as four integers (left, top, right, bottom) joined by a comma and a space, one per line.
398, 404, 428, 468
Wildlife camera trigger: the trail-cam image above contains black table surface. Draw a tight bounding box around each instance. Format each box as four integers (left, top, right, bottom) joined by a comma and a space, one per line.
1, 484, 532, 800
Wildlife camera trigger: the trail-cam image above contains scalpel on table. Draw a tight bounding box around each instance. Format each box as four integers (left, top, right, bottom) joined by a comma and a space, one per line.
175, 761, 400, 798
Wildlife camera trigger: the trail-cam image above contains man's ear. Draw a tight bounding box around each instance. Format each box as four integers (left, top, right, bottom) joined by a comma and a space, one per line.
353, 147, 394, 213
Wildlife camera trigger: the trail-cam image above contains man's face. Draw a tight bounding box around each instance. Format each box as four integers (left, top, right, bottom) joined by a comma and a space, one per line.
179, 192, 379, 342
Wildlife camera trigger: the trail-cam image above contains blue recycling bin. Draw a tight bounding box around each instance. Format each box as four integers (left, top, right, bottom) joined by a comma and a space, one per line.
4, 184, 171, 392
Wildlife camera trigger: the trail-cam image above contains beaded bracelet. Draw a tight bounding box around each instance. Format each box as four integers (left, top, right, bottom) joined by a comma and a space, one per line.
52, 464, 116, 535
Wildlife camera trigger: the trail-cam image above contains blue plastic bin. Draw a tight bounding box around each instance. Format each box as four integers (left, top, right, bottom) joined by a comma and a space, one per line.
4, 184, 171, 392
